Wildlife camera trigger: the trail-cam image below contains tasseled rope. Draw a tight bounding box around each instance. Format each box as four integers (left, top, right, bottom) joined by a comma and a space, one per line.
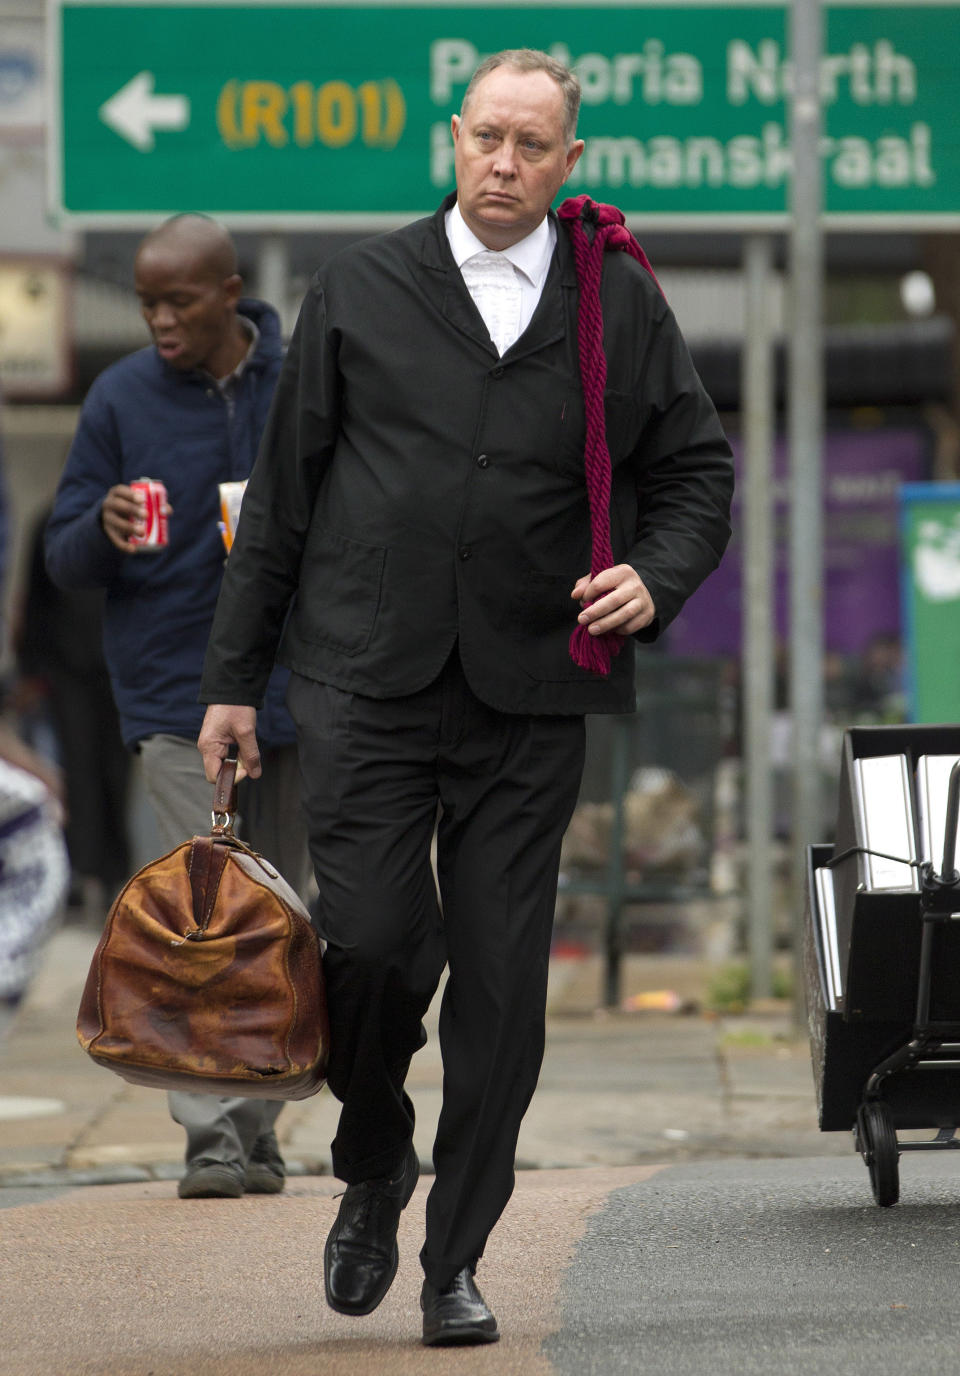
557, 195, 662, 676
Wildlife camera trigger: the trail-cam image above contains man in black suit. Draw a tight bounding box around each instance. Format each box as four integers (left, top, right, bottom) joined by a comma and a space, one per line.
198, 48, 733, 1346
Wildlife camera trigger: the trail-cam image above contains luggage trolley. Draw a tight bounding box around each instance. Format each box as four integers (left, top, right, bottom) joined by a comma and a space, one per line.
805, 725, 960, 1207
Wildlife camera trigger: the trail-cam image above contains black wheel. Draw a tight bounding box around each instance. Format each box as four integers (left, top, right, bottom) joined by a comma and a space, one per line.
856, 1100, 900, 1207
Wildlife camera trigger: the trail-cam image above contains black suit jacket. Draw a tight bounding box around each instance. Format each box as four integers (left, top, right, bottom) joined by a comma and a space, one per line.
201, 196, 733, 716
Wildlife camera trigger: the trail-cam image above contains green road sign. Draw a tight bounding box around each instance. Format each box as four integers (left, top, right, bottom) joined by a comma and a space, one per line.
901, 484, 960, 724
50, 0, 960, 227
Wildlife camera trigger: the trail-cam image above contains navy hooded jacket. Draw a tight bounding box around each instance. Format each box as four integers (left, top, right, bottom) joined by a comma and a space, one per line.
45, 298, 294, 750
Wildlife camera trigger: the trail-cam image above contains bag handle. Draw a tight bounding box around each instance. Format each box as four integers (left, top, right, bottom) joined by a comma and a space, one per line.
211, 746, 239, 836
205, 746, 280, 879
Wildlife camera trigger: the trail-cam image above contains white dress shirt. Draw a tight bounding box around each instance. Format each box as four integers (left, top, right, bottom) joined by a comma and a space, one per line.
445, 202, 556, 355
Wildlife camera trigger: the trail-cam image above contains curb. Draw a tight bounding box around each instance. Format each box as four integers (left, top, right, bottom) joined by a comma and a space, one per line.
0, 1157, 331, 1189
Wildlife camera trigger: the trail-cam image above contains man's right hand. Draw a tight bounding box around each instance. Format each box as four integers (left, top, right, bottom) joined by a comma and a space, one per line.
101, 485, 146, 552
198, 704, 261, 782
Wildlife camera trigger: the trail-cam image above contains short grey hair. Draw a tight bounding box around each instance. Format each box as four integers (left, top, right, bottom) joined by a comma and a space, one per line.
461, 49, 581, 146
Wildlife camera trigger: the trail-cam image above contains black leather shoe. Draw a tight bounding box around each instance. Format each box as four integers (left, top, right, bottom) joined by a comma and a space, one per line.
324, 1144, 420, 1315
421, 1268, 499, 1346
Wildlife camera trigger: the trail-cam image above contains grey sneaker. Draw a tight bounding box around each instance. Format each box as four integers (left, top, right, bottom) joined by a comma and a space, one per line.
178, 1159, 244, 1199
244, 1129, 286, 1195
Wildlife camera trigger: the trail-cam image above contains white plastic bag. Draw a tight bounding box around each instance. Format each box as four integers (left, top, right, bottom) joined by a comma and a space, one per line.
0, 758, 69, 1004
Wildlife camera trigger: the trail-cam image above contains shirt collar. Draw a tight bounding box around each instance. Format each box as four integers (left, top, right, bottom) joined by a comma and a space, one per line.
201, 315, 260, 390
445, 201, 555, 289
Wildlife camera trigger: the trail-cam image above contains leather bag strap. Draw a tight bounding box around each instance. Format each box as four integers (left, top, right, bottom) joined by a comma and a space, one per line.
187, 835, 230, 935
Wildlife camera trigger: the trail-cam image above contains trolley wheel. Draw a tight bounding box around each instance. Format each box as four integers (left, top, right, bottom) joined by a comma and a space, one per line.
856, 1100, 900, 1207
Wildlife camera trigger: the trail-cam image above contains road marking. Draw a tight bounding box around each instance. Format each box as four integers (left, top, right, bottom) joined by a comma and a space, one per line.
0, 1096, 66, 1120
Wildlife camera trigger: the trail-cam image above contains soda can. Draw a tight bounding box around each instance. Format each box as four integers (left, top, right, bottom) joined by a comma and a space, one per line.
129, 478, 169, 548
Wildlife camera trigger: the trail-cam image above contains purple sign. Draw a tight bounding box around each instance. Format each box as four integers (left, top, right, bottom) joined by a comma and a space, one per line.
669, 426, 932, 656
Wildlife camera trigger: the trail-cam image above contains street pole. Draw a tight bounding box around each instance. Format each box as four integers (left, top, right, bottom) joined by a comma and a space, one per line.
257, 233, 292, 337
742, 233, 776, 1002
788, 0, 825, 1019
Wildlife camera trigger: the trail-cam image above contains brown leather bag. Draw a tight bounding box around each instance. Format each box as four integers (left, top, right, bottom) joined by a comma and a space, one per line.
77, 756, 328, 1100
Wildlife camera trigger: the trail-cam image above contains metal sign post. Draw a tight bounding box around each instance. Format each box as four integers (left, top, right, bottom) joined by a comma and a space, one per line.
789, 0, 825, 1021
743, 232, 776, 1002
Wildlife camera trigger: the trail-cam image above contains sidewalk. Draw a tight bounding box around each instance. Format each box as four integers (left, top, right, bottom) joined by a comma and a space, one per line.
0, 925, 847, 1188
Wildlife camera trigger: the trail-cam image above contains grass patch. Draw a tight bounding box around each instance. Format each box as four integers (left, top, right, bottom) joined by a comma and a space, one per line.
706, 961, 793, 1013
720, 1026, 777, 1049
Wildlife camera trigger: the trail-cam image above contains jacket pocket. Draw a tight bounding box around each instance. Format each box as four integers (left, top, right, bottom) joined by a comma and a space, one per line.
552, 389, 640, 478
297, 527, 386, 656
551, 393, 586, 475
603, 389, 642, 463
510, 571, 594, 682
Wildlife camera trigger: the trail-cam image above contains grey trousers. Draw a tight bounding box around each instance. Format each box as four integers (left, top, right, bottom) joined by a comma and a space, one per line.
139, 733, 312, 1169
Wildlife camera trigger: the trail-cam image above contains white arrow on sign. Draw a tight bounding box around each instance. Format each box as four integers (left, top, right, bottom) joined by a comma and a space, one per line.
99, 71, 190, 152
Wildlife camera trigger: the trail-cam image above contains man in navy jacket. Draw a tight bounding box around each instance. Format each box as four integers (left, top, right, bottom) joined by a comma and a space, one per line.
46, 215, 310, 1200
200, 52, 733, 1343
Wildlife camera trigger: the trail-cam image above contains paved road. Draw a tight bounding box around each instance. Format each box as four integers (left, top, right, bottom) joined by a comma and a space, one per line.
4, 1152, 960, 1375
549, 1154, 960, 1376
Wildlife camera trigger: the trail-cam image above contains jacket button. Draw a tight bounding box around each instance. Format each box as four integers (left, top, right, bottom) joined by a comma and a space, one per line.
459, 546, 472, 561
476, 454, 489, 468
491, 366, 504, 378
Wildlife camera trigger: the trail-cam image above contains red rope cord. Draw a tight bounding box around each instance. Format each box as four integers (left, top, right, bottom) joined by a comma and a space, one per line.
557, 195, 662, 676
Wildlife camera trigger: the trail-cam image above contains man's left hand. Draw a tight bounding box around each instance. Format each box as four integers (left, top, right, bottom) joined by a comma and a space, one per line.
198, 704, 261, 783
571, 565, 655, 636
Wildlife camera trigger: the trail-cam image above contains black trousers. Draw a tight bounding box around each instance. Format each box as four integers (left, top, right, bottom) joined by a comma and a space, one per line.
286, 649, 585, 1288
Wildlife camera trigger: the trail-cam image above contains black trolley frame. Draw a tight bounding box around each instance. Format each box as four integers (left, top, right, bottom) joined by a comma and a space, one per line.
805, 725, 960, 1206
